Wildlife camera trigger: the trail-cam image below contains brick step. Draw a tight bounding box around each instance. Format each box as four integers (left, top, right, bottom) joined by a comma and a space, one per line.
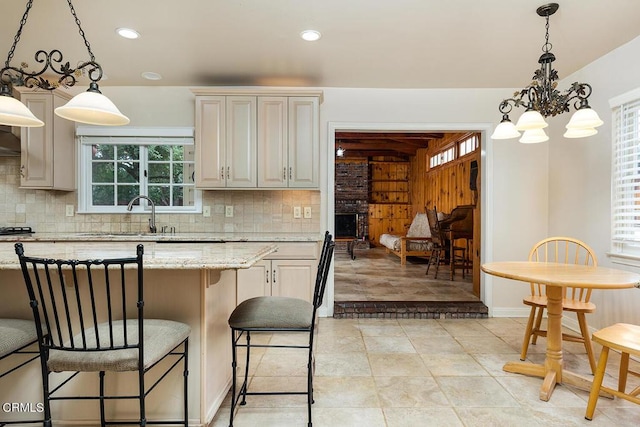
333, 301, 488, 319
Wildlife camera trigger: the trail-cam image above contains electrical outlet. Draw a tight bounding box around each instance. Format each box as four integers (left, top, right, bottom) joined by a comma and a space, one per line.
225, 205, 234, 217
203, 206, 211, 217
65, 205, 74, 217
304, 207, 312, 219
293, 206, 302, 219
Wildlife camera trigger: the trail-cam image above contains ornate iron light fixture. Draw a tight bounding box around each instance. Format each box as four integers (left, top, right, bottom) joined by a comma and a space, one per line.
491, 3, 602, 143
0, 0, 129, 127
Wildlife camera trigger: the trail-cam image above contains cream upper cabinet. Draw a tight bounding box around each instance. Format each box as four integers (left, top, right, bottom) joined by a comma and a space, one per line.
287, 97, 319, 188
193, 89, 321, 189
257, 96, 320, 188
18, 89, 76, 190
195, 95, 257, 188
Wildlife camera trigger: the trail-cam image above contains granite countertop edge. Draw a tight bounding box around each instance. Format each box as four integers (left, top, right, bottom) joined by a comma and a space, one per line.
0, 232, 323, 243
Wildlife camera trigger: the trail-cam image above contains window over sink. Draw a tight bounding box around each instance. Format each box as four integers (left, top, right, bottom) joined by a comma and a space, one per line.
76, 127, 201, 214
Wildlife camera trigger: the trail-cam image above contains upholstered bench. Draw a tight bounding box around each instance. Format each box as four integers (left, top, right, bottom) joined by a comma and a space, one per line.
379, 212, 434, 265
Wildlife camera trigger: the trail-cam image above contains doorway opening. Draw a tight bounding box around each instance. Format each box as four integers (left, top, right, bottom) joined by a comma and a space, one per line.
329, 127, 487, 318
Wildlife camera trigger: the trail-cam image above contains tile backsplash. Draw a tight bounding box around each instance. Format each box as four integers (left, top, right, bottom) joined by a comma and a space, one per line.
0, 157, 321, 234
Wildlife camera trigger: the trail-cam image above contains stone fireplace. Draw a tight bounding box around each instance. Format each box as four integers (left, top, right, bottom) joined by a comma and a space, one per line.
335, 160, 369, 245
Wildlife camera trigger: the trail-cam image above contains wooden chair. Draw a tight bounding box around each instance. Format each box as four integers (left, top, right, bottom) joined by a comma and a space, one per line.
0, 318, 41, 426
425, 207, 466, 280
14, 243, 190, 427
585, 323, 640, 420
520, 237, 598, 374
228, 232, 334, 427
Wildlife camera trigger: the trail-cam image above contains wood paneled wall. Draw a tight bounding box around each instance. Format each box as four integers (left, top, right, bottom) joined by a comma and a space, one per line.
410, 133, 479, 215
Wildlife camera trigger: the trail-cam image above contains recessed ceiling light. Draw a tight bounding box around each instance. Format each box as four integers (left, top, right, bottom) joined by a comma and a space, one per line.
141, 72, 162, 81
116, 27, 140, 39
300, 30, 321, 41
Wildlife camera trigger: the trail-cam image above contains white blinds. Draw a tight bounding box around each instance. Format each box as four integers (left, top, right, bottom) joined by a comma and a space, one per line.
612, 97, 640, 244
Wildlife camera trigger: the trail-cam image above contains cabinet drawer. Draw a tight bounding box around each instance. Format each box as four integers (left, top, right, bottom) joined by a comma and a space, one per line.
265, 242, 318, 260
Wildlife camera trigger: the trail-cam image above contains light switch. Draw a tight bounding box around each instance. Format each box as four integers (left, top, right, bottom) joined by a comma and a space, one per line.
293, 206, 302, 219
203, 206, 211, 217
65, 205, 74, 217
304, 207, 312, 219
225, 206, 234, 217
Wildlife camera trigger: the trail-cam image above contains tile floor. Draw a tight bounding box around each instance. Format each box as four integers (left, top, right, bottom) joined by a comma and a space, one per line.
334, 247, 477, 302
210, 317, 640, 426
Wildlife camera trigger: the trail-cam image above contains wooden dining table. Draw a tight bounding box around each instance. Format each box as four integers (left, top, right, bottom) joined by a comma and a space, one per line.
481, 261, 640, 401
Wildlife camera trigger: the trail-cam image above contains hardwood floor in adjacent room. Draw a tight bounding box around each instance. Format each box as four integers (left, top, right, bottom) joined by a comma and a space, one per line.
334, 246, 478, 302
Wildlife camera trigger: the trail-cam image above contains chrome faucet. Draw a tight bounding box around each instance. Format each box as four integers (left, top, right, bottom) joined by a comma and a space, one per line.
127, 195, 157, 233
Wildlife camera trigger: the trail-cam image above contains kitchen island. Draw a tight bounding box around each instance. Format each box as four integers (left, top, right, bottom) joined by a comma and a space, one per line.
0, 239, 285, 426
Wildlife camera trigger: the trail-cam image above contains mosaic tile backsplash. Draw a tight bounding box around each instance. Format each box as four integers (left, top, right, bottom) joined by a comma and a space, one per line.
0, 157, 321, 234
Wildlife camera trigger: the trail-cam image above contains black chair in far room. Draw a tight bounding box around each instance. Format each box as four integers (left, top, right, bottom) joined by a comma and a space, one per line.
14, 243, 191, 427
0, 318, 41, 426
228, 231, 335, 427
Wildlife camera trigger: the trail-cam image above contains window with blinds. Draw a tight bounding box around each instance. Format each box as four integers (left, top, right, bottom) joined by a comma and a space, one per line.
611, 89, 640, 256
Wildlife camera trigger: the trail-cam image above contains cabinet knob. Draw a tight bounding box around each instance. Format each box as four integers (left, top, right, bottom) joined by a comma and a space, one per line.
20, 165, 25, 178
283, 167, 286, 180
220, 167, 224, 179
227, 166, 230, 180
289, 167, 292, 180
272, 269, 276, 283
266, 270, 269, 283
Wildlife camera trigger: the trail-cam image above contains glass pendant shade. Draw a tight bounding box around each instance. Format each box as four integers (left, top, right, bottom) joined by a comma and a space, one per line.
565, 107, 604, 129
563, 127, 597, 139
491, 120, 521, 139
515, 110, 548, 130
0, 93, 45, 127
519, 128, 549, 144
55, 90, 130, 126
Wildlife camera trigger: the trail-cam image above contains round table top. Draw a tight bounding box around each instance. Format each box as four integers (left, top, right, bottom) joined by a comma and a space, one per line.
482, 261, 640, 289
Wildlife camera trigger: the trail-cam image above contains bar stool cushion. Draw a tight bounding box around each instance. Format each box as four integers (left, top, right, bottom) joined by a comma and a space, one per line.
0, 318, 38, 358
229, 296, 313, 330
48, 319, 191, 372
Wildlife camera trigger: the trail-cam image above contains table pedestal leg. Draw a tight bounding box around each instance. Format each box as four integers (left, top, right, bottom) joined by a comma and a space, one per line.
540, 285, 563, 401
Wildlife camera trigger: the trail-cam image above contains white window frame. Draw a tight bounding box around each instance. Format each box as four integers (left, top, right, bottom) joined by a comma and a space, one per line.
610, 88, 640, 259
77, 127, 202, 214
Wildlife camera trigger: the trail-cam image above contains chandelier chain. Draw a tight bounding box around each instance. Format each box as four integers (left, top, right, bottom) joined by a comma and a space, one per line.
542, 15, 552, 54
4, 0, 35, 68
66, 0, 96, 62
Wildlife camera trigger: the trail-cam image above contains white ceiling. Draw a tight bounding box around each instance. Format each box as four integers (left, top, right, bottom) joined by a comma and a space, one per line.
1, 0, 639, 89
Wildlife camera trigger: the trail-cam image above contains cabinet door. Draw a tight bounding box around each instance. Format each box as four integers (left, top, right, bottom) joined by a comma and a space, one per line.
20, 93, 53, 188
226, 96, 257, 187
287, 97, 319, 188
271, 259, 316, 302
51, 93, 76, 190
195, 96, 226, 188
236, 260, 270, 303
257, 97, 288, 188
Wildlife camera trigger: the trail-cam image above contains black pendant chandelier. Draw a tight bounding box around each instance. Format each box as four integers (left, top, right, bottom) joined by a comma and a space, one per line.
0, 0, 129, 127
491, 3, 602, 143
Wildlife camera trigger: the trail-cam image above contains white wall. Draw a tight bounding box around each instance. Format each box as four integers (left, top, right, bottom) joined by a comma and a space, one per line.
549, 35, 640, 328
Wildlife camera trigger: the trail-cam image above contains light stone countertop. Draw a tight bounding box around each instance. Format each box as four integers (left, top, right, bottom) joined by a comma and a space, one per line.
0, 241, 278, 270
0, 232, 322, 243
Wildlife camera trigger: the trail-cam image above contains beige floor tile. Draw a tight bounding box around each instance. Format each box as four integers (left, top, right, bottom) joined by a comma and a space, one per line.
315, 352, 372, 377
363, 335, 416, 353
420, 353, 490, 376
312, 408, 386, 427
454, 335, 518, 354
254, 349, 309, 377
455, 407, 540, 427
436, 376, 520, 407
313, 376, 380, 408
316, 334, 366, 353
471, 352, 524, 377
368, 353, 430, 377
409, 335, 466, 354
374, 376, 450, 408
383, 407, 464, 427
